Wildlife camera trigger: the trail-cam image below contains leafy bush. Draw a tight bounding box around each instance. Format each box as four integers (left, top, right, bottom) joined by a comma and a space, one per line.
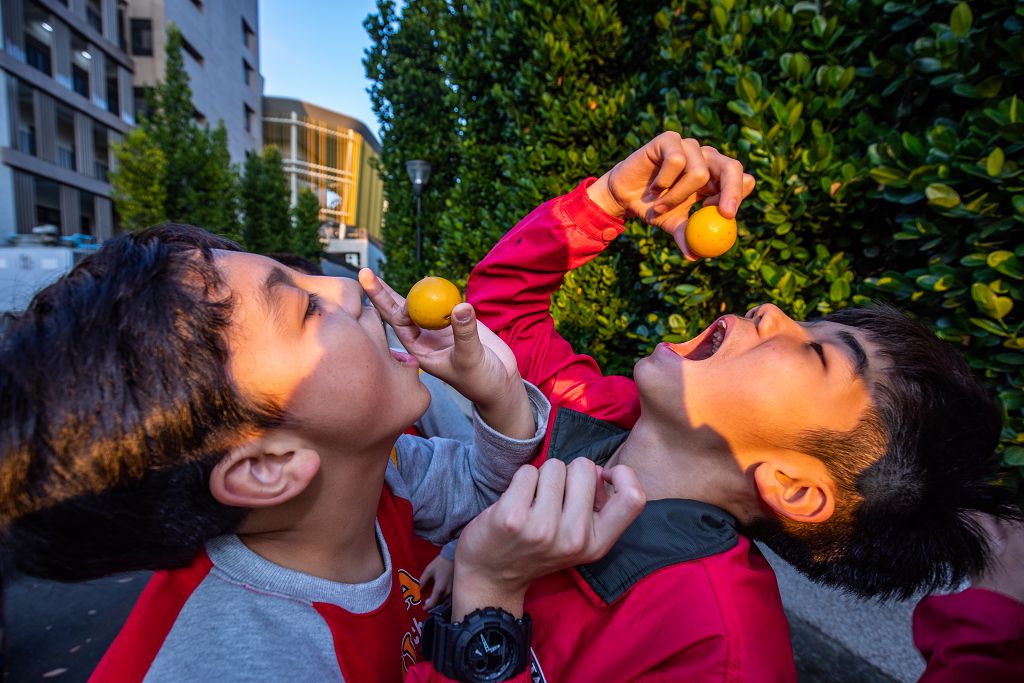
366, 0, 1023, 480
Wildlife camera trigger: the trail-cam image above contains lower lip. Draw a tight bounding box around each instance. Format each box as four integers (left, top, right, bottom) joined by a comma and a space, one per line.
655, 342, 683, 359
389, 348, 419, 368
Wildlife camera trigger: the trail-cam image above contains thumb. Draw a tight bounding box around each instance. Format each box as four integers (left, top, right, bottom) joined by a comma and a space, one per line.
450, 303, 484, 367
591, 465, 646, 554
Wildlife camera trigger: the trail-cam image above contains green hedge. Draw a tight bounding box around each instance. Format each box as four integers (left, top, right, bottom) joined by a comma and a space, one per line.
366, 0, 1023, 479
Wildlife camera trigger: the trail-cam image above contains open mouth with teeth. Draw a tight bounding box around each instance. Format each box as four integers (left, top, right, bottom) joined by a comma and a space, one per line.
668, 319, 727, 360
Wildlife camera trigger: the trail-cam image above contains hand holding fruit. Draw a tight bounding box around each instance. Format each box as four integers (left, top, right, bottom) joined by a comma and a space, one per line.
358, 269, 534, 439
586, 131, 755, 260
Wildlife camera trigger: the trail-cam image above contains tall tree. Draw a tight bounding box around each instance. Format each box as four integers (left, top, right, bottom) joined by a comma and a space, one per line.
290, 188, 324, 261
109, 127, 166, 232
240, 146, 291, 253
113, 24, 240, 236
364, 0, 461, 291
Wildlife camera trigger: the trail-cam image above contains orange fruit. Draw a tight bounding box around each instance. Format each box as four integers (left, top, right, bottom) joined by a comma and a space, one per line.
407, 276, 462, 330
684, 206, 738, 258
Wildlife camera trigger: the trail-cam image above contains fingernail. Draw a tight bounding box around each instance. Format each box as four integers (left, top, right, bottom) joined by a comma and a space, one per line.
454, 309, 471, 323
724, 198, 738, 215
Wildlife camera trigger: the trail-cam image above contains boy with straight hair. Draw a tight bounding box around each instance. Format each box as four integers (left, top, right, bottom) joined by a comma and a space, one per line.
465, 131, 1019, 681
0, 224, 645, 681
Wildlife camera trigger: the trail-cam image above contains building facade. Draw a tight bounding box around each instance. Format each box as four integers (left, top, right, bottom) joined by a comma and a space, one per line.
125, 0, 260, 164
262, 96, 385, 273
0, 0, 134, 241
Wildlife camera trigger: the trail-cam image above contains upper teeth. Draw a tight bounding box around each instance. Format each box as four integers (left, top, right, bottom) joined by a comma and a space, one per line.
710, 321, 725, 354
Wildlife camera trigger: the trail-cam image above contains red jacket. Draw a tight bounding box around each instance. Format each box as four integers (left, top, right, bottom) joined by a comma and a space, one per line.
914, 588, 1024, 682
468, 179, 796, 682
467, 179, 1024, 682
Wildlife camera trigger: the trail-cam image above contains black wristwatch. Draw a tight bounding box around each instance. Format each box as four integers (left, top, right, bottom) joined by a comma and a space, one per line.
422, 602, 532, 683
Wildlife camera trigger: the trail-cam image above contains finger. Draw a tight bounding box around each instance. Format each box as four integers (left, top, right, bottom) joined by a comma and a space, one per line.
702, 147, 746, 218
530, 459, 568, 524
492, 464, 541, 523
360, 270, 413, 328
560, 458, 598, 526
648, 133, 687, 196
671, 225, 699, 262
592, 465, 610, 511
449, 303, 485, 369
653, 138, 709, 213
590, 465, 646, 555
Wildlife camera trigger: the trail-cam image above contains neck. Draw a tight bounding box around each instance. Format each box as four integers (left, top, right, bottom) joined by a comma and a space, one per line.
607, 415, 762, 524
238, 440, 394, 584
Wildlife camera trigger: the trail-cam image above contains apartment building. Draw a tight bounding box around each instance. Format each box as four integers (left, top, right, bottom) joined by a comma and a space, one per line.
0, 0, 134, 241
126, 0, 261, 164
262, 96, 385, 273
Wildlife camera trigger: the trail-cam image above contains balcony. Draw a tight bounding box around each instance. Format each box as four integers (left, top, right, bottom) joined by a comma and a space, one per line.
57, 145, 76, 171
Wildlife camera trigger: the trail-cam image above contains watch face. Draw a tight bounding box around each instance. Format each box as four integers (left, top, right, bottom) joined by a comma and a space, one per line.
464, 627, 517, 680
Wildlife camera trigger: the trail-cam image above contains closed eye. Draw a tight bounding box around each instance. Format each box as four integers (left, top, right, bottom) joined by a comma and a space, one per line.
304, 292, 322, 320
809, 342, 826, 368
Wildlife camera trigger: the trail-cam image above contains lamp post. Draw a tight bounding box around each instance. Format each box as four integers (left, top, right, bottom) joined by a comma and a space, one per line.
405, 160, 432, 262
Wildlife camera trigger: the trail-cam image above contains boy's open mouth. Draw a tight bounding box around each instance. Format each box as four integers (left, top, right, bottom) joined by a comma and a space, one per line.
668, 319, 727, 360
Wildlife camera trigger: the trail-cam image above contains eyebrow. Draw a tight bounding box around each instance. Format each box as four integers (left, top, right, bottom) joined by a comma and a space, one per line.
260, 266, 297, 324
837, 331, 869, 381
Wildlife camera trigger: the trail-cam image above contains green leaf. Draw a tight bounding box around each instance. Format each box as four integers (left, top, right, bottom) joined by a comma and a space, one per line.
829, 278, 850, 301
1003, 446, 1024, 466
950, 3, 972, 37
986, 147, 1005, 176
969, 317, 1008, 336
972, 283, 1014, 318
988, 251, 1024, 279
668, 314, 685, 329
925, 183, 961, 208
869, 167, 906, 185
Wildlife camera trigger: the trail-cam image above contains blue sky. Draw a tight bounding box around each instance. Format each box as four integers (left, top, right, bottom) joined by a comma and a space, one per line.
258, 0, 392, 141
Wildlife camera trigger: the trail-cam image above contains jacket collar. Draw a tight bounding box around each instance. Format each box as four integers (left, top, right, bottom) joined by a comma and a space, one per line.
546, 407, 739, 604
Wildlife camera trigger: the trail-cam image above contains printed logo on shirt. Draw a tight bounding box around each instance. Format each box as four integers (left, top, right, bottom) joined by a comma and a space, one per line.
398, 568, 425, 674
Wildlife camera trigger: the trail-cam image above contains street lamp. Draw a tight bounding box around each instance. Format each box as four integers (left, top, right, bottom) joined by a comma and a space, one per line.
405, 160, 431, 262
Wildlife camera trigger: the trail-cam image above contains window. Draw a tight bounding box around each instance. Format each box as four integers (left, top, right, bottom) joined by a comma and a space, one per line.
79, 190, 96, 235
86, 0, 102, 33
72, 64, 89, 97
93, 127, 109, 181
130, 18, 152, 56
241, 17, 255, 51
243, 59, 253, 86
133, 86, 150, 120
17, 79, 36, 156
25, 34, 52, 76
244, 104, 254, 133
35, 177, 61, 228
180, 36, 204, 65
106, 70, 120, 116
56, 105, 76, 171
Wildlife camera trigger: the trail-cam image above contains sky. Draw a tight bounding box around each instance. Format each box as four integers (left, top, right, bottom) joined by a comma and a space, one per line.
258, 0, 393, 141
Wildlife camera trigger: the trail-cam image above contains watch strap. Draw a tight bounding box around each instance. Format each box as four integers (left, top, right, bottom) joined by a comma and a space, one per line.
423, 604, 532, 683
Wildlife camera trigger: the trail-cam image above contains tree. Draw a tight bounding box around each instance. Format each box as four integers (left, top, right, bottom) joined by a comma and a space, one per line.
240, 146, 291, 253
364, 0, 461, 291
291, 188, 324, 261
112, 24, 240, 237
109, 127, 166, 231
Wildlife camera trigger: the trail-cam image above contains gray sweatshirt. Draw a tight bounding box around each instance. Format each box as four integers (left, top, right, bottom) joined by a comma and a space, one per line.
130, 382, 550, 682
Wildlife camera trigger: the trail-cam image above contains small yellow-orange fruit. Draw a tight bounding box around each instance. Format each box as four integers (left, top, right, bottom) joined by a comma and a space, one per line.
684, 206, 738, 259
407, 277, 463, 330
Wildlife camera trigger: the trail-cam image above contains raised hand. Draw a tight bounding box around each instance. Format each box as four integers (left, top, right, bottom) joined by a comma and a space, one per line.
358, 268, 534, 439
587, 131, 756, 259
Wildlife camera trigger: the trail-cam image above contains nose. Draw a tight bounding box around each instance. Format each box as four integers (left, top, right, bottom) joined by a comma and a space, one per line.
749, 303, 801, 337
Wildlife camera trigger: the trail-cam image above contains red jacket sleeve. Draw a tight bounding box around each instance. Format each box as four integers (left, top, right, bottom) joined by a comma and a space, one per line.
914, 588, 1024, 683
466, 179, 640, 428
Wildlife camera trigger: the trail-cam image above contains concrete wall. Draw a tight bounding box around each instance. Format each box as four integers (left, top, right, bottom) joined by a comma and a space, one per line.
128, 0, 261, 164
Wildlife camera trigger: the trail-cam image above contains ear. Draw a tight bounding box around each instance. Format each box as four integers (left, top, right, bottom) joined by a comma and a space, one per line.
753, 461, 835, 524
209, 436, 321, 509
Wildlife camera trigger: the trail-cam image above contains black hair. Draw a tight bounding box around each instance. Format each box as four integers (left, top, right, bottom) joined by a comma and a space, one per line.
748, 304, 1019, 599
0, 224, 284, 580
